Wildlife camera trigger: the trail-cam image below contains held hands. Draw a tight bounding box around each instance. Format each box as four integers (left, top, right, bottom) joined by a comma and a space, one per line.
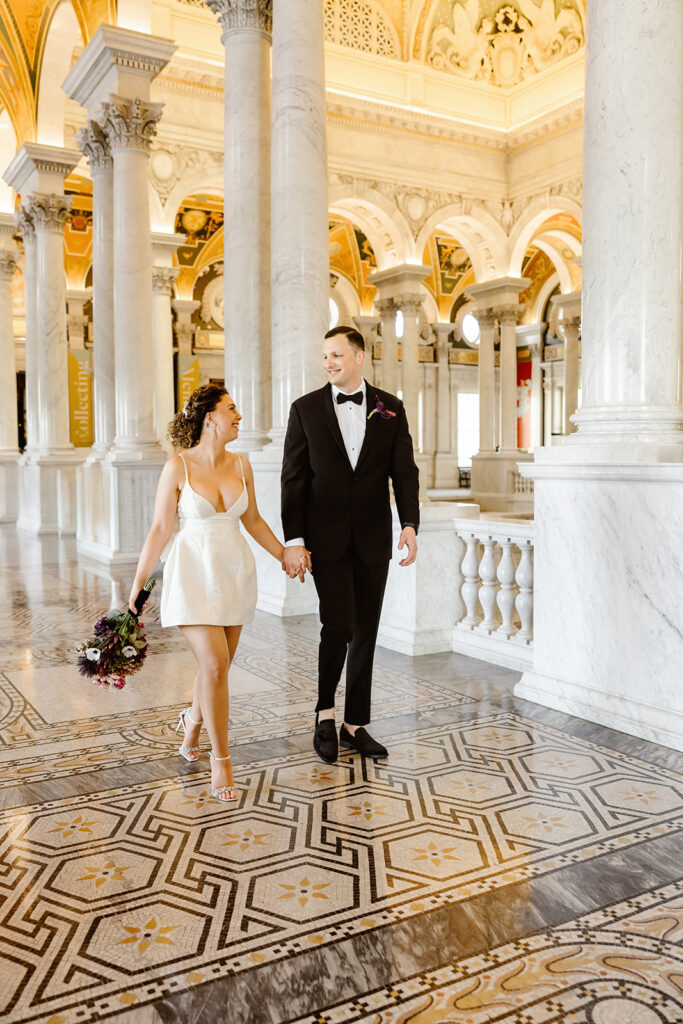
398, 526, 418, 567
282, 545, 313, 583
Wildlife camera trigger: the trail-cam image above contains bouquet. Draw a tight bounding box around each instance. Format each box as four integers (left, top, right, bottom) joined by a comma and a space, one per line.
77, 578, 156, 690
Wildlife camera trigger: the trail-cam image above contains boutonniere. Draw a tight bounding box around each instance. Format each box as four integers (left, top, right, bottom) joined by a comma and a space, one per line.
368, 399, 397, 421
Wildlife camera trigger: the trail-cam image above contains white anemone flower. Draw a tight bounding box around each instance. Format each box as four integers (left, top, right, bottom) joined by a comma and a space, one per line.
85, 648, 101, 662
122, 646, 137, 658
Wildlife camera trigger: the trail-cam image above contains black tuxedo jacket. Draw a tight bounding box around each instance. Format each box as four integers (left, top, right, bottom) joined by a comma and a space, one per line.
281, 381, 419, 564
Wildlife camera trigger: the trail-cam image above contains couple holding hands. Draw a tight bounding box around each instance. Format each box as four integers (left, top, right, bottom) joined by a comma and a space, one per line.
129, 326, 419, 803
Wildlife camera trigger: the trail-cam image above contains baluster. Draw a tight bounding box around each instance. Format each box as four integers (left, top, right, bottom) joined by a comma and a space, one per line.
459, 532, 481, 628
477, 534, 499, 633
496, 539, 517, 637
515, 539, 534, 642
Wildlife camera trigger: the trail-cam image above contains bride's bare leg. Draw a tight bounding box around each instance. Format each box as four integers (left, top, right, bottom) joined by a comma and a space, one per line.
180, 625, 234, 793
178, 672, 202, 748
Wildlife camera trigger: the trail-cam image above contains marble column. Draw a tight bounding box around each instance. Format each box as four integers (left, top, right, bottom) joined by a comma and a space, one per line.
353, 314, 380, 384
77, 121, 115, 456
432, 322, 458, 488
66, 289, 91, 348
206, 0, 272, 451
397, 294, 424, 440
551, 291, 582, 436
497, 305, 522, 454
13, 209, 38, 454
475, 310, 497, 454
517, 0, 683, 752
101, 97, 164, 457
173, 299, 199, 355
516, 322, 546, 449
0, 246, 19, 521
269, 0, 328, 438
375, 298, 397, 395
152, 266, 178, 446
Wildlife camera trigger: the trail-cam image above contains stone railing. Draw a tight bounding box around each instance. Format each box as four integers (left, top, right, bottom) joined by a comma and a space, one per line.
513, 470, 534, 495
452, 517, 534, 670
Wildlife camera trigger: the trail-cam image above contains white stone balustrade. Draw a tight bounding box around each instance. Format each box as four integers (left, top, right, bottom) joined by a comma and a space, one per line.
452, 517, 534, 670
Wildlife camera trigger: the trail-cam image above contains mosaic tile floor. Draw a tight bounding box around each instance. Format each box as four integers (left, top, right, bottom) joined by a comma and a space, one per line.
2, 527, 682, 1024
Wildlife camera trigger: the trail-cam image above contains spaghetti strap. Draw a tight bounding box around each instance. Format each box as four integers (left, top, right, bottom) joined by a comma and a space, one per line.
178, 452, 189, 485
238, 455, 246, 486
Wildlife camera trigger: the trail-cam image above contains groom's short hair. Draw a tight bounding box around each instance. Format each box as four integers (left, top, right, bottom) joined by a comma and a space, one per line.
325, 325, 365, 352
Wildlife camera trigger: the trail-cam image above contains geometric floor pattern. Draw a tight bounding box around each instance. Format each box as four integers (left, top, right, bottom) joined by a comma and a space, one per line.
295, 882, 683, 1023
1, 528, 683, 1024
2, 713, 682, 1022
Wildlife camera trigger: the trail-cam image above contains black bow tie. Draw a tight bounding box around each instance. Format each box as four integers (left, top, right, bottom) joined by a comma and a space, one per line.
336, 391, 363, 406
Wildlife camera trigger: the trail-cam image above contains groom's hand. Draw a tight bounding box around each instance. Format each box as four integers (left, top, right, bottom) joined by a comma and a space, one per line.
398, 527, 418, 566
282, 545, 312, 582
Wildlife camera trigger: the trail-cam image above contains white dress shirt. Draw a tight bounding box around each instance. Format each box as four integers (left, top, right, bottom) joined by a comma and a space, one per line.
285, 380, 367, 547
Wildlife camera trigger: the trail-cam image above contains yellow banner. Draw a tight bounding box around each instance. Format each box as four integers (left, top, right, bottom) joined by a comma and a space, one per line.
68, 349, 93, 446
177, 355, 199, 411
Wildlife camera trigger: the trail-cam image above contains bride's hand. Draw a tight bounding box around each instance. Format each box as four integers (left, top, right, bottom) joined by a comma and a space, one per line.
128, 585, 139, 615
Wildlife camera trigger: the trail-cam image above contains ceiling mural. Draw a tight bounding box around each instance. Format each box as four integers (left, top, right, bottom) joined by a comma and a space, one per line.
414, 0, 584, 86
328, 216, 378, 312
173, 193, 225, 298
422, 231, 475, 320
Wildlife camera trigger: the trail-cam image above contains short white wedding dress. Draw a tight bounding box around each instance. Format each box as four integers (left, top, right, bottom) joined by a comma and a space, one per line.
160, 452, 257, 628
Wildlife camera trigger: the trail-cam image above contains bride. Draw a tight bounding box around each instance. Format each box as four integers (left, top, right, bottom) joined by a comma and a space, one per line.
128, 384, 294, 803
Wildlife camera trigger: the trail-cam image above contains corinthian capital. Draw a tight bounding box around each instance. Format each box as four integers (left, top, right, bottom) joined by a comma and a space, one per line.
77, 120, 112, 171
205, 0, 272, 37
101, 97, 164, 153
14, 206, 35, 242
24, 193, 72, 232
152, 266, 179, 295
0, 250, 18, 280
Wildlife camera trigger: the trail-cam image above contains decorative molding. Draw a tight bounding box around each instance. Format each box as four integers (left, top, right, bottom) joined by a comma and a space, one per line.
149, 143, 223, 204
24, 193, 72, 232
0, 251, 18, 280
151, 266, 179, 295
14, 207, 35, 242
324, 0, 399, 59
76, 121, 112, 171
204, 0, 272, 36
426, 1, 584, 88
101, 97, 164, 153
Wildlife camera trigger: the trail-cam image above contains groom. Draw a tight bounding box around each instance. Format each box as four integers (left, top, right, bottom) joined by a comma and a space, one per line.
281, 325, 419, 763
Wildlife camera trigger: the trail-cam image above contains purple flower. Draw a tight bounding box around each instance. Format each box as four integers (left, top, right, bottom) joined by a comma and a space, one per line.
368, 399, 397, 421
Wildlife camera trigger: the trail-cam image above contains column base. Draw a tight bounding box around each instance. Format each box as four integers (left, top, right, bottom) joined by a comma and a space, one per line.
415, 452, 434, 493
248, 444, 318, 617
517, 456, 683, 753
109, 439, 168, 463
471, 450, 534, 514
76, 454, 166, 565
230, 432, 272, 455
17, 451, 88, 535
433, 452, 460, 489
564, 405, 683, 463
0, 452, 20, 522
377, 503, 477, 656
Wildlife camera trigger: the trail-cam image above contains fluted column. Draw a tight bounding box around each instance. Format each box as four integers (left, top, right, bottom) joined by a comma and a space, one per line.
101, 97, 164, 457
14, 209, 38, 453
269, 0, 328, 438
375, 298, 397, 395
0, 249, 19, 455
551, 291, 582, 437
77, 121, 115, 456
206, 0, 272, 449
516, 323, 546, 449
397, 294, 423, 439
152, 266, 178, 446
26, 193, 73, 454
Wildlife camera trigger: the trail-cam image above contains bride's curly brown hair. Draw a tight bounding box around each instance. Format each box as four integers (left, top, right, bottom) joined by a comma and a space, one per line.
167, 383, 228, 449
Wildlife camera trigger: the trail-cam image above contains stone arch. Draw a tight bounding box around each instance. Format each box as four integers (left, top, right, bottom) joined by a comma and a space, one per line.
36, 0, 86, 147
0, 109, 18, 213
155, 161, 224, 232
508, 196, 583, 278
414, 204, 508, 282
532, 238, 573, 294
531, 271, 561, 326
328, 185, 414, 268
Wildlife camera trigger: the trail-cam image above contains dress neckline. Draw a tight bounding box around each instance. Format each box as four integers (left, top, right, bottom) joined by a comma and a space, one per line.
183, 479, 245, 516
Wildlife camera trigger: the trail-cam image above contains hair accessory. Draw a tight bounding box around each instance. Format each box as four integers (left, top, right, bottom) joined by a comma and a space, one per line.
182, 403, 190, 418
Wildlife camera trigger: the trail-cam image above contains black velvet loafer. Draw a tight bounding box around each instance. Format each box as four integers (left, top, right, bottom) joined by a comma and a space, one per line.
314, 715, 338, 764
339, 724, 388, 759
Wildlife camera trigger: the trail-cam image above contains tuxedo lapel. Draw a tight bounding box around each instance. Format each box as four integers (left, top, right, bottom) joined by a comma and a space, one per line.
355, 380, 380, 472
320, 384, 351, 465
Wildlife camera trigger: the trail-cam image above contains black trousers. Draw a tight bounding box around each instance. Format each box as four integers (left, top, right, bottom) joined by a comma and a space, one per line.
312, 545, 390, 726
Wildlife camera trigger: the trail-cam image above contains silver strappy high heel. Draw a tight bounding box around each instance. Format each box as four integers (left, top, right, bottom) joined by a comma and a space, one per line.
175, 707, 202, 762
209, 752, 239, 802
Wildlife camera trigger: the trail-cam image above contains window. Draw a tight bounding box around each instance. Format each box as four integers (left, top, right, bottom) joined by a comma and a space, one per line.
395, 309, 404, 339
461, 312, 480, 346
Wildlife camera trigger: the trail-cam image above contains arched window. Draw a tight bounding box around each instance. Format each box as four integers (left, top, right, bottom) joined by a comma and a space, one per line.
324, 0, 400, 59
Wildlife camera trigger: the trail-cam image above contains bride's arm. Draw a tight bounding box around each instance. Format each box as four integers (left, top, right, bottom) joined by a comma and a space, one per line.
128, 457, 182, 609
239, 457, 286, 562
